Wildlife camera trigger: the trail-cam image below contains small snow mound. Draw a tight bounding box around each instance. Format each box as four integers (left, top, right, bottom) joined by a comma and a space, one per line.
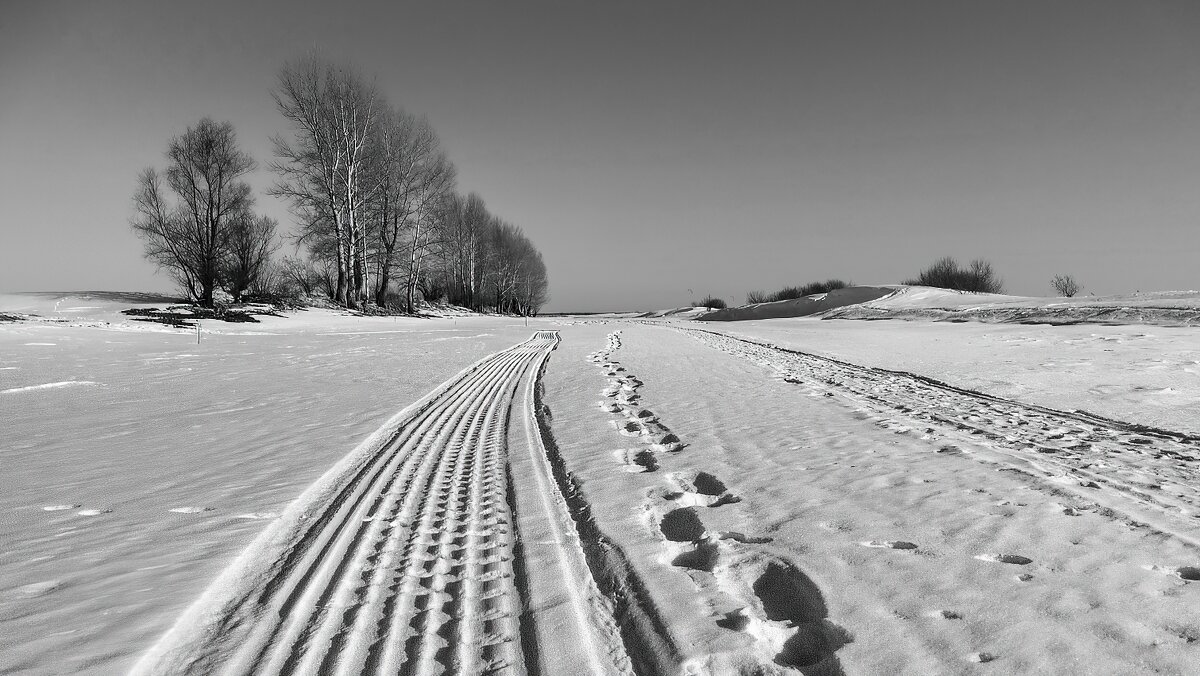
17, 580, 64, 597
2, 381, 99, 394
233, 512, 279, 520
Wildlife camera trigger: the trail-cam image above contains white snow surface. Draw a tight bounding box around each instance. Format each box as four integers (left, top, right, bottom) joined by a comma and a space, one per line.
705, 317, 1200, 436
0, 298, 541, 674
2, 295, 1199, 674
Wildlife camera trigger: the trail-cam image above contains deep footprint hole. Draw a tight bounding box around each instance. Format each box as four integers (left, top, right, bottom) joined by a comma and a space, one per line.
775, 620, 853, 670
633, 450, 659, 472
997, 554, 1033, 565
672, 540, 720, 572
752, 561, 828, 624
1177, 566, 1200, 581
692, 472, 727, 496
659, 507, 706, 542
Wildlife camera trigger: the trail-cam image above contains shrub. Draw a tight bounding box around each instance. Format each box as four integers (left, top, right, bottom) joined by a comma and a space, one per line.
797, 278, 849, 297
1051, 274, 1081, 297
756, 279, 851, 303
906, 257, 1003, 294
697, 296, 727, 309
746, 290, 770, 304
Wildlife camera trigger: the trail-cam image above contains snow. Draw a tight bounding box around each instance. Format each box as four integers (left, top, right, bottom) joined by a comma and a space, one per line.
702, 318, 1200, 436
2, 293, 1198, 674
0, 296, 544, 674
545, 321, 1200, 673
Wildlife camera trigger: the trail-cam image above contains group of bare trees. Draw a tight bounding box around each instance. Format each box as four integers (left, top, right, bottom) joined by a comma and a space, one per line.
131, 118, 278, 305
268, 55, 548, 315
131, 55, 549, 315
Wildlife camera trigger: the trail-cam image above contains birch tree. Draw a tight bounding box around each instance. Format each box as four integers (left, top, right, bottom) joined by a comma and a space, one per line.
368, 107, 456, 310
271, 55, 380, 309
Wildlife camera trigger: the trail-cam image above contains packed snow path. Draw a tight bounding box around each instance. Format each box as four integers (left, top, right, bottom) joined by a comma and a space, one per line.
679, 326, 1200, 548
132, 331, 633, 676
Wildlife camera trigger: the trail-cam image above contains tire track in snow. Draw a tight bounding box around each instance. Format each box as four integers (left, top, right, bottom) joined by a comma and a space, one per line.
679, 326, 1200, 547
133, 331, 633, 676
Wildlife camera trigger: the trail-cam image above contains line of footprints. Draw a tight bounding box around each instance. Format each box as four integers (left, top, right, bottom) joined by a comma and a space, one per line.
587, 331, 851, 675
683, 328, 1200, 588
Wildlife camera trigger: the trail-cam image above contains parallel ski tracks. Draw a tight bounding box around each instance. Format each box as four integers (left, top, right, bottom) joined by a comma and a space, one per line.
135, 331, 633, 676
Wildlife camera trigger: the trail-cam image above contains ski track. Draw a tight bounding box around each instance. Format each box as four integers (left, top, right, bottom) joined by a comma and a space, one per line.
677, 326, 1200, 548
587, 331, 851, 674
133, 331, 633, 676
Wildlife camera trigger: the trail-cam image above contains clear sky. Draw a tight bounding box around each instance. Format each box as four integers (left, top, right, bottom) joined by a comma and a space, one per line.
2, 1, 1199, 311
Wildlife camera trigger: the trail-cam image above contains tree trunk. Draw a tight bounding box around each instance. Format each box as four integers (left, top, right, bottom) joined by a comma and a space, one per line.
333, 209, 348, 306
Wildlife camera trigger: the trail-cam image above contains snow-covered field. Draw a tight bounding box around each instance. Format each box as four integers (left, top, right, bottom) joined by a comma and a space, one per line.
2, 293, 1198, 674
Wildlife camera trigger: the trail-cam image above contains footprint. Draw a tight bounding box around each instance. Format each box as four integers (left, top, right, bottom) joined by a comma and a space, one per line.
940, 610, 963, 620
976, 553, 1033, 565
614, 449, 659, 473
690, 472, 727, 496
750, 561, 852, 670
1177, 567, 1200, 581
861, 540, 918, 550
672, 539, 720, 572
659, 507, 706, 542
719, 531, 774, 544
616, 420, 648, 437
650, 433, 684, 453
1149, 564, 1200, 581
776, 621, 853, 671
716, 608, 751, 631
753, 561, 829, 624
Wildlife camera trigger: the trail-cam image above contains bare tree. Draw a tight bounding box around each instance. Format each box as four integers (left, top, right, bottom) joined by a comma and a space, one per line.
906, 256, 1004, 294
367, 107, 457, 311
517, 249, 549, 315
130, 118, 255, 306
271, 54, 380, 309
438, 193, 489, 309
223, 215, 279, 302
1051, 274, 1081, 297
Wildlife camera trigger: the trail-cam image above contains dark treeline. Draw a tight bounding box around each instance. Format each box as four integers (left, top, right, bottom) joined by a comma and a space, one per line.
271, 55, 548, 315
132, 53, 549, 315
745, 279, 850, 305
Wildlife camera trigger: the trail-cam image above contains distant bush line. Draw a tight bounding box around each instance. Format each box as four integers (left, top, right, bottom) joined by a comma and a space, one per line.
745, 279, 850, 305
903, 257, 1003, 294
739, 257, 1007, 307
